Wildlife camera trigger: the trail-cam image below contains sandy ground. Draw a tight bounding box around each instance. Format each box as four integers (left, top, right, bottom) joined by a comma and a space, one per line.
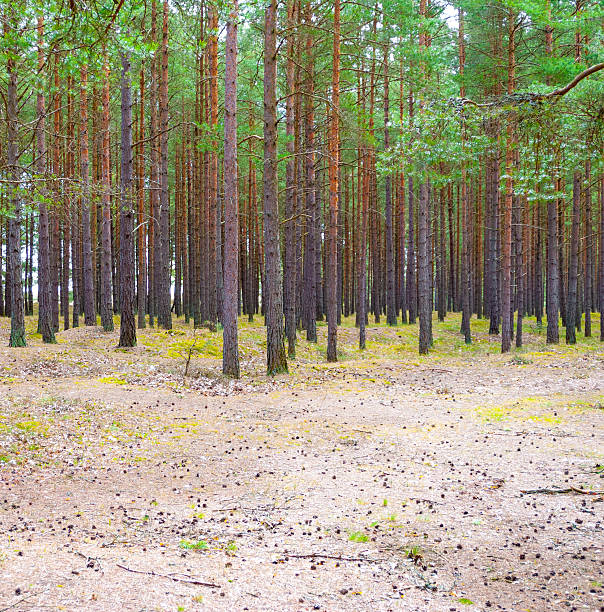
0, 322, 603, 612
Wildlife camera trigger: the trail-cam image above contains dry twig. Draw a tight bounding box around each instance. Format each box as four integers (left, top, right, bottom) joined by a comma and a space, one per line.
0, 591, 45, 612
116, 563, 220, 587
280, 553, 384, 563
520, 486, 604, 496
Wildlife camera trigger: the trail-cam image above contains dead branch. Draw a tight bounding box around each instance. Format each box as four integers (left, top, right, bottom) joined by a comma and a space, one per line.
520, 486, 604, 496
0, 591, 45, 612
279, 553, 384, 563
116, 563, 220, 588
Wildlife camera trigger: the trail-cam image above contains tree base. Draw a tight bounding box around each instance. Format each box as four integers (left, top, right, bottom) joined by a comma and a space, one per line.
9, 332, 26, 348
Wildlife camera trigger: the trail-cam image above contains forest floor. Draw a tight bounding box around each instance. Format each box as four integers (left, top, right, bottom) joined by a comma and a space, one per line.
0, 312, 603, 612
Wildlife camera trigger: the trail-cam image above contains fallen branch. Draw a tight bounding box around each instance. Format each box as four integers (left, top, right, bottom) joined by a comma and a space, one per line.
0, 591, 46, 612
280, 553, 383, 563
520, 486, 604, 496
116, 563, 220, 588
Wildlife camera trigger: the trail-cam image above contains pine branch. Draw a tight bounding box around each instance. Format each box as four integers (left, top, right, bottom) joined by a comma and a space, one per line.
457, 62, 604, 109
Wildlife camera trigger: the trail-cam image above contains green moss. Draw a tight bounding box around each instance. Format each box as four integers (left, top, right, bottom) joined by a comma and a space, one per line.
527, 414, 561, 424
98, 375, 127, 385
15, 420, 45, 433
475, 406, 509, 422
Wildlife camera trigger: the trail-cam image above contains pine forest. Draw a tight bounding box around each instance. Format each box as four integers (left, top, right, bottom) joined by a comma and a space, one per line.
0, 1, 602, 610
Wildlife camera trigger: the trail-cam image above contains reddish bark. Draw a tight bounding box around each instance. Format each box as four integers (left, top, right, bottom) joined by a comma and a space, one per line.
263, 0, 287, 374
208, 5, 219, 324
100, 56, 114, 332
5, 8, 26, 346
157, 0, 172, 329
36, 17, 55, 343
118, 50, 136, 347
501, 12, 516, 353
222, 0, 240, 377
326, 0, 341, 362
137, 66, 147, 329
284, 0, 298, 357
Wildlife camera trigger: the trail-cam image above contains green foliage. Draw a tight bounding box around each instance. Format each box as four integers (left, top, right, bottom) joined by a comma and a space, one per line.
179, 540, 208, 550
348, 530, 369, 543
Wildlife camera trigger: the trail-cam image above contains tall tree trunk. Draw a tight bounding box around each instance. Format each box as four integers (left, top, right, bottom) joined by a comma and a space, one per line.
174, 143, 182, 318
36, 17, 56, 343
182, 135, 190, 321
566, 171, 581, 344
0, 225, 4, 318
546, 146, 560, 343
64, 79, 73, 331
583, 159, 592, 337
418, 179, 430, 354
3, 222, 9, 320
558, 198, 566, 326
368, 40, 379, 324
599, 173, 604, 341
358, 149, 369, 349
201, 75, 210, 321
487, 152, 500, 334
6, 10, 26, 347
316, 163, 324, 321
459, 8, 471, 344
534, 196, 544, 328
474, 175, 483, 319
398, 67, 407, 323
406, 93, 416, 323
357, 70, 368, 349
515, 195, 524, 348
118, 50, 136, 347
191, 29, 202, 327
501, 12, 516, 353
302, 4, 317, 342
100, 56, 114, 332
263, 0, 288, 374
222, 0, 240, 377
207, 5, 219, 324
326, 0, 341, 361
80, 65, 96, 327
61, 217, 70, 330
343, 170, 350, 318
542, 3, 557, 339
137, 66, 147, 329
417, 0, 430, 354
51, 58, 60, 332
149, 0, 159, 327
27, 212, 34, 315
284, 0, 297, 357
157, 0, 172, 329
216, 165, 223, 324
294, 58, 304, 331
384, 41, 396, 327
336, 167, 343, 326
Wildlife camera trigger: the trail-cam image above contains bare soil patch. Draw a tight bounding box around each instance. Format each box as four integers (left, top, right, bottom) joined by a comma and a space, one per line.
1, 317, 603, 611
